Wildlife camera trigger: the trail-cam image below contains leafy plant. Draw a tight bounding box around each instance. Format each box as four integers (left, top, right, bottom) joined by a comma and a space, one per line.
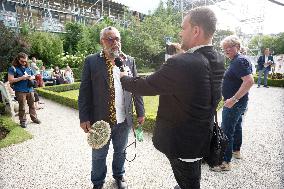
0, 22, 30, 72
28, 31, 63, 67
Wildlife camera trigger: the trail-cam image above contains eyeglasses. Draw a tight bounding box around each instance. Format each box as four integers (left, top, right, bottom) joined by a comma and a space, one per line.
19, 59, 27, 64
223, 45, 237, 51
104, 36, 121, 44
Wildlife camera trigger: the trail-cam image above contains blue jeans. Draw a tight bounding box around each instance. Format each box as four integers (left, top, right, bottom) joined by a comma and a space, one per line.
257, 68, 269, 86
91, 120, 130, 186
221, 101, 248, 163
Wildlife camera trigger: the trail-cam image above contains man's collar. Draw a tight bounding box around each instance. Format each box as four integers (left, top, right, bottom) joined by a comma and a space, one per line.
186, 44, 213, 53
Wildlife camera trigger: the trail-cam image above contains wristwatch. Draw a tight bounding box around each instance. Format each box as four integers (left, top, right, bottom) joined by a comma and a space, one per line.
232, 96, 239, 103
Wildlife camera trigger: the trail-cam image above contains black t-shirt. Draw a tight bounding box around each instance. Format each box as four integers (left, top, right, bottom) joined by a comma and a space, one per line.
222, 53, 252, 103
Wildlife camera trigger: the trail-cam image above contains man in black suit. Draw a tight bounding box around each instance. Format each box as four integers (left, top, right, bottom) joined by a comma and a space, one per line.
120, 7, 225, 189
257, 48, 274, 88
78, 26, 145, 189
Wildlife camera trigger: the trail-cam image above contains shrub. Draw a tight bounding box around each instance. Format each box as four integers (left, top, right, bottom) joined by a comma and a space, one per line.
36, 83, 80, 109
0, 115, 33, 149
28, 31, 63, 67
254, 75, 284, 87
0, 102, 5, 114
72, 68, 81, 81
0, 22, 30, 72
59, 53, 85, 68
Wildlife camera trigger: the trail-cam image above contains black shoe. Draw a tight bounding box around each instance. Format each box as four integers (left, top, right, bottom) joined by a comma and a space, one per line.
20, 122, 27, 128
264, 85, 269, 88
115, 177, 127, 189
257, 85, 260, 88
32, 119, 41, 124
174, 185, 181, 189
93, 185, 103, 189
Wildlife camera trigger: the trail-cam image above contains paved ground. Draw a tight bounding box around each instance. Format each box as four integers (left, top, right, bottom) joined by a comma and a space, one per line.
0, 84, 283, 189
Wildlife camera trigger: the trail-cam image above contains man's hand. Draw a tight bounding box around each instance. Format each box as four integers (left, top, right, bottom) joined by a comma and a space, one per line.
80, 121, 91, 133
120, 71, 128, 78
170, 43, 185, 54
21, 75, 31, 80
137, 116, 145, 125
224, 98, 235, 108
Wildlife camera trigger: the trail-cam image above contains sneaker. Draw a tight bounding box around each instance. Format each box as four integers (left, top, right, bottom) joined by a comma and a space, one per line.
233, 151, 242, 159
114, 176, 127, 189
32, 119, 41, 124
210, 162, 231, 172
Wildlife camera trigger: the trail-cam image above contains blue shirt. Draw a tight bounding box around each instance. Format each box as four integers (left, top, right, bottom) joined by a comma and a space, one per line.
222, 54, 252, 103
8, 66, 34, 92
41, 70, 51, 79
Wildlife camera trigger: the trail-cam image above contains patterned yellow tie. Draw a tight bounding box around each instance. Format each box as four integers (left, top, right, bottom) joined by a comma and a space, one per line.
103, 52, 117, 125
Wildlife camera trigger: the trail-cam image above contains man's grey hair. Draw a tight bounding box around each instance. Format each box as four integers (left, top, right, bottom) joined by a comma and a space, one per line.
186, 7, 217, 38
220, 35, 241, 49
100, 26, 120, 40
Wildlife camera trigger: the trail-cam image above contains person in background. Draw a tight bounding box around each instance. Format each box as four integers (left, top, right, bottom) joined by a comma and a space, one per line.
31, 57, 44, 87
211, 35, 254, 172
53, 66, 65, 85
257, 48, 274, 88
8, 52, 41, 128
64, 66, 74, 84
41, 65, 56, 85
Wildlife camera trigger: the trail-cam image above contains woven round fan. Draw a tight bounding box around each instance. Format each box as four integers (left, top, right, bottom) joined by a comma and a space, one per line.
87, 120, 111, 149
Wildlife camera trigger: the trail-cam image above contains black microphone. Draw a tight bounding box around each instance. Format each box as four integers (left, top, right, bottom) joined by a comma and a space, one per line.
114, 57, 124, 72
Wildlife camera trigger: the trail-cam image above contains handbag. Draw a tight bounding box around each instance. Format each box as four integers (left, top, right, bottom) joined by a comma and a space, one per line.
204, 112, 228, 167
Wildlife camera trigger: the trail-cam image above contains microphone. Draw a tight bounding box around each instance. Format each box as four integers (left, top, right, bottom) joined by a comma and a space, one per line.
114, 55, 125, 72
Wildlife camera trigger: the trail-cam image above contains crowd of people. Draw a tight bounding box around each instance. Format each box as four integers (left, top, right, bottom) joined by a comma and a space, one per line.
1, 6, 279, 189
77, 6, 254, 189
1, 55, 76, 128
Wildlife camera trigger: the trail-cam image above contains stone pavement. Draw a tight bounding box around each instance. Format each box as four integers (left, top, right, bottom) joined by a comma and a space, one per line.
0, 84, 283, 189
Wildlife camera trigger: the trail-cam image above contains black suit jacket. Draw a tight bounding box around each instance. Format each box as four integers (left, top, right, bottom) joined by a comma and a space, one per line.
121, 46, 225, 158
78, 53, 145, 127
257, 55, 274, 71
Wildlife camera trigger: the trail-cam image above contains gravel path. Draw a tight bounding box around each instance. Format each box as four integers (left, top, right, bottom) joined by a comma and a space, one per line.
0, 84, 283, 189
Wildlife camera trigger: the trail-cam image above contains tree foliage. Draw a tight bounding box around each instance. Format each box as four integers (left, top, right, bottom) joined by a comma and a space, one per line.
28, 32, 63, 68
63, 22, 84, 54
248, 34, 284, 55
0, 22, 30, 72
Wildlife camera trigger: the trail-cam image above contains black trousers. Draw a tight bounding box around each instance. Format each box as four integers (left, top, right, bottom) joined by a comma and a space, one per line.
168, 158, 201, 189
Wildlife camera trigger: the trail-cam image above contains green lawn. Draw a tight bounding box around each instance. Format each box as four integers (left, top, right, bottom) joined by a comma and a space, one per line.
59, 90, 159, 131
59, 89, 79, 99
0, 116, 33, 149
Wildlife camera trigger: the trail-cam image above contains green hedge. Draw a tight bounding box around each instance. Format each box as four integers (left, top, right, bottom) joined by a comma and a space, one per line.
42, 82, 80, 92
0, 115, 33, 148
0, 72, 7, 81
72, 68, 82, 82
253, 76, 284, 87
36, 83, 80, 109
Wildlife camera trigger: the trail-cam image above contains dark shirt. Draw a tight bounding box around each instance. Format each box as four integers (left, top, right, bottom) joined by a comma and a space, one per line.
222, 53, 252, 103
8, 66, 34, 92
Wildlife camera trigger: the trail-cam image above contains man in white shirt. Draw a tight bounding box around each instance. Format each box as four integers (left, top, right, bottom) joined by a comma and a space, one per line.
78, 27, 145, 189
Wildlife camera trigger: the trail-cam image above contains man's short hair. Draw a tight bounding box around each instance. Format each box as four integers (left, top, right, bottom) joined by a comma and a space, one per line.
186, 7, 217, 38
99, 26, 120, 40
